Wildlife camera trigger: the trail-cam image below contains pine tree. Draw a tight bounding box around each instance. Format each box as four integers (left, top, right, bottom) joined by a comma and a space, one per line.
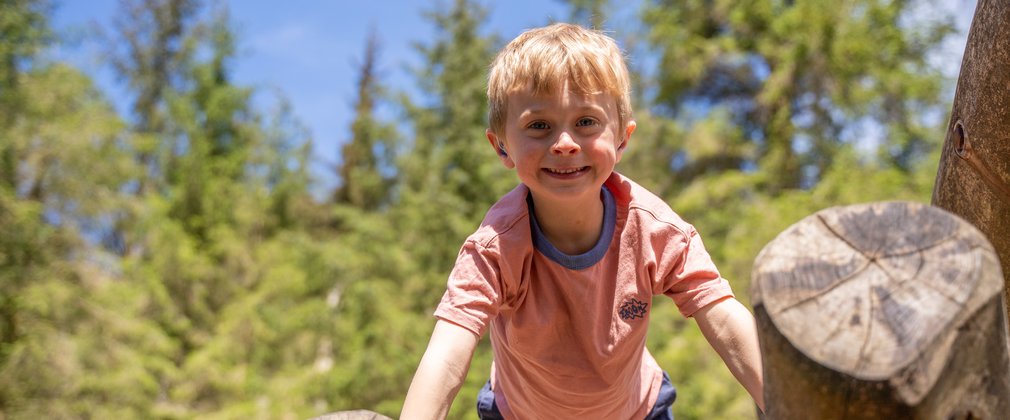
0, 2, 148, 415
396, 0, 510, 280
331, 30, 396, 211
642, 0, 954, 192
111, 0, 199, 194
0, 5, 61, 415
343, 1, 512, 417
110, 2, 315, 416
0, 0, 50, 191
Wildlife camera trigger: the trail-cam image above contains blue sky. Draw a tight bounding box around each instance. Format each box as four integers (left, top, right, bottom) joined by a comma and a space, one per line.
52, 1, 611, 189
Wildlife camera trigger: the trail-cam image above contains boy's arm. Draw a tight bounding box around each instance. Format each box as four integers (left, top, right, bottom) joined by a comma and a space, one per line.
401, 319, 480, 420
693, 297, 766, 412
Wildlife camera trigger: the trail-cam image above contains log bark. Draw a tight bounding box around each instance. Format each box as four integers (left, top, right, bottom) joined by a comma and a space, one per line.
752, 201, 1009, 419
932, 0, 1010, 323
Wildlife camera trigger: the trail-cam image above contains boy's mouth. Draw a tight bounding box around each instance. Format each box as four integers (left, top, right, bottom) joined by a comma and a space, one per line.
543, 166, 589, 177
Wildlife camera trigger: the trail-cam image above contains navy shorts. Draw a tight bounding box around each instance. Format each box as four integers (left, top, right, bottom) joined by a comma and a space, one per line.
477, 371, 678, 420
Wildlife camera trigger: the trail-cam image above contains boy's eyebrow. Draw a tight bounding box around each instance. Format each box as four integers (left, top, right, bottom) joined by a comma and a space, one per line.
517, 107, 608, 123
518, 104, 609, 115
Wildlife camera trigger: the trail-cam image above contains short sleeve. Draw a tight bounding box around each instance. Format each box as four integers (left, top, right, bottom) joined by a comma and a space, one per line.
433, 239, 503, 337
660, 227, 734, 318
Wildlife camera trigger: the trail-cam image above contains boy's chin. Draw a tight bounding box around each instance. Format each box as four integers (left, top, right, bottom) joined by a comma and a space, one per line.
528, 183, 606, 203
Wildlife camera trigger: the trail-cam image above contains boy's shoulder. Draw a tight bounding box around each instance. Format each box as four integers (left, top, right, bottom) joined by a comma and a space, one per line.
606, 172, 694, 235
467, 183, 534, 250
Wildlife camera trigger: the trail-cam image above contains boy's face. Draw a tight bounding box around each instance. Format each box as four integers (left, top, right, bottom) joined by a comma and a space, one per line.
487, 83, 636, 207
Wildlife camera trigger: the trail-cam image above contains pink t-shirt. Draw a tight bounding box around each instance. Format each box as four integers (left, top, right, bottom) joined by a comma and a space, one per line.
434, 172, 733, 419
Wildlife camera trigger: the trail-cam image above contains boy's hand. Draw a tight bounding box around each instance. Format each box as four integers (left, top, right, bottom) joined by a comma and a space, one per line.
693, 297, 766, 412
401, 320, 480, 420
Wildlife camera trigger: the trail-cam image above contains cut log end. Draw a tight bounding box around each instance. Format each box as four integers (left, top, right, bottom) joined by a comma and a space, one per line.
752, 201, 1008, 414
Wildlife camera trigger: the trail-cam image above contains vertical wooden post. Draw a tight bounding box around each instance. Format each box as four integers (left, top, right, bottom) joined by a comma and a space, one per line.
932, 0, 1010, 323
752, 202, 1009, 419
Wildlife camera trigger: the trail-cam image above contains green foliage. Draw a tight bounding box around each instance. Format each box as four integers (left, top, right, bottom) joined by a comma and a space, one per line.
643, 0, 953, 191
333, 31, 398, 211
0, 0, 50, 128
0, 54, 142, 418
649, 299, 756, 419
0, 0, 959, 419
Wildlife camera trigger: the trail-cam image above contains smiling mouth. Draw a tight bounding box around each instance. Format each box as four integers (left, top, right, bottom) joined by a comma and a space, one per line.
544, 166, 589, 175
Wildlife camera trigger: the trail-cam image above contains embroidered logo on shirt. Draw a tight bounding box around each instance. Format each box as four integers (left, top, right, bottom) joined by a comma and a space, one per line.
619, 298, 648, 320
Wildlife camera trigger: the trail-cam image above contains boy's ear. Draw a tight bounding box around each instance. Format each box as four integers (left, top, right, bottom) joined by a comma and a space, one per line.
487, 129, 515, 169
616, 120, 636, 161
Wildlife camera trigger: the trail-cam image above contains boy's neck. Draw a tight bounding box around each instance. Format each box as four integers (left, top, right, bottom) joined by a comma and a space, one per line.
529, 189, 605, 255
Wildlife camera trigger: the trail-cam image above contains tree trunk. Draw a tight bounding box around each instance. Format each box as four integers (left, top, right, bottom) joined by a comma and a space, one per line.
932, 0, 1010, 323
751, 201, 1009, 419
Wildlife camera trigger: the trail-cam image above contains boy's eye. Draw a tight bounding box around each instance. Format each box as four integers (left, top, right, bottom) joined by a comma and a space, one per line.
527, 121, 550, 130
576, 117, 598, 127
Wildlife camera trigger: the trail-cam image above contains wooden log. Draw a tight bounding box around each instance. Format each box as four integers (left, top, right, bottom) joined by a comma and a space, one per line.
932, 0, 1010, 323
751, 201, 1009, 419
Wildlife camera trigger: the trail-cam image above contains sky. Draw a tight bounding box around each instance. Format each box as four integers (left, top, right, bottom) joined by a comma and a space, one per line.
52, 0, 974, 191
51, 0, 601, 190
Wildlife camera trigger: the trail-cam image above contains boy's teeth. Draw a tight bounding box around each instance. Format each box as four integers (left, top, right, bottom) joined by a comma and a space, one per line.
550, 167, 582, 174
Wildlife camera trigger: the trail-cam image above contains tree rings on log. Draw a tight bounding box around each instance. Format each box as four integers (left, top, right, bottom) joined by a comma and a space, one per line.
751, 201, 1006, 409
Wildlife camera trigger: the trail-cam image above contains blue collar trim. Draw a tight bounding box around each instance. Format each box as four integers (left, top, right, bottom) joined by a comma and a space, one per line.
527, 186, 616, 270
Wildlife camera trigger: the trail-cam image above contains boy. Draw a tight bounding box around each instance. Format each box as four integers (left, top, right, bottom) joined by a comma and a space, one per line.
401, 23, 764, 419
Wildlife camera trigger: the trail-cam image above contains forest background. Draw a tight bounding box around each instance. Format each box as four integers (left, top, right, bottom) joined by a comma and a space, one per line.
0, 0, 972, 418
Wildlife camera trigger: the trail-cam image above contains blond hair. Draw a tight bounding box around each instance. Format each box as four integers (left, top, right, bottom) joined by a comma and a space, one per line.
487, 23, 632, 136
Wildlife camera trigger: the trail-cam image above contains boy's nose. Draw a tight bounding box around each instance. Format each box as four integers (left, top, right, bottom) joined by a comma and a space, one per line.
551, 132, 580, 155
